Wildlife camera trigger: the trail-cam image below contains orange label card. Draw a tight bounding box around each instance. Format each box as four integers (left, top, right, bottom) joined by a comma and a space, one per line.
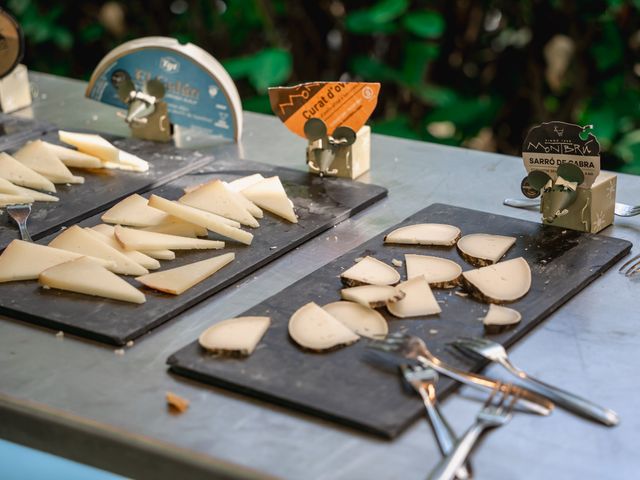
268, 82, 380, 138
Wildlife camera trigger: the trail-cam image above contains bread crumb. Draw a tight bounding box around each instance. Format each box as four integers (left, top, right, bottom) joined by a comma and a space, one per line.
126, 340, 134, 347
55, 331, 64, 338
454, 291, 468, 297
391, 259, 403, 267
114, 348, 125, 355
166, 391, 189, 413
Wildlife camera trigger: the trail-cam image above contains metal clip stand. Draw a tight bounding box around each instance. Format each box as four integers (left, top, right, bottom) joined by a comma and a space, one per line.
0, 64, 31, 113
304, 118, 371, 179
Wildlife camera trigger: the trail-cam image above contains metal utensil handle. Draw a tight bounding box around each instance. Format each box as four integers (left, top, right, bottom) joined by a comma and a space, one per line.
498, 358, 619, 426
17, 219, 32, 242
428, 423, 484, 480
503, 198, 541, 208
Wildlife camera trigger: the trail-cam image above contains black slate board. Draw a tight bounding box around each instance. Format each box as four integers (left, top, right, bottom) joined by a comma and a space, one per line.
0, 113, 54, 150
0, 130, 213, 250
167, 203, 632, 439
0, 160, 387, 345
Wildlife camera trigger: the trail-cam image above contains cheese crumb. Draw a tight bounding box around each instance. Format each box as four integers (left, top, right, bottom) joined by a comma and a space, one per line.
55, 331, 64, 339
429, 329, 438, 335
454, 291, 468, 297
126, 340, 134, 347
114, 348, 125, 355
391, 259, 403, 267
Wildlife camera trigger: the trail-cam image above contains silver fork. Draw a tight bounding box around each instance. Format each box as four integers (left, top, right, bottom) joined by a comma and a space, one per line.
367, 332, 553, 416
401, 365, 472, 480
453, 337, 619, 426
427, 385, 517, 480
7, 203, 33, 241
618, 253, 640, 276
503, 198, 640, 217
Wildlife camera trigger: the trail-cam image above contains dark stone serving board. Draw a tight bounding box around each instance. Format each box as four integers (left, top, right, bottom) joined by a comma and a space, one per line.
0, 113, 55, 150
0, 130, 214, 250
0, 159, 387, 345
167, 203, 632, 439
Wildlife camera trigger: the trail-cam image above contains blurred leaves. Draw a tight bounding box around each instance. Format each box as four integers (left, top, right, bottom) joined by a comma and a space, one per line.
345, 0, 409, 34
224, 48, 292, 93
402, 11, 445, 38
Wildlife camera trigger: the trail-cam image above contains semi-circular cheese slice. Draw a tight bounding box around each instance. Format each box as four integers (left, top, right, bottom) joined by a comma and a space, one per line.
340, 284, 405, 308
386, 276, 441, 318
457, 233, 516, 267
199, 316, 271, 356
405, 254, 462, 288
384, 223, 461, 246
288, 302, 359, 351
340, 256, 400, 287
462, 257, 531, 303
323, 301, 388, 339
483, 304, 522, 333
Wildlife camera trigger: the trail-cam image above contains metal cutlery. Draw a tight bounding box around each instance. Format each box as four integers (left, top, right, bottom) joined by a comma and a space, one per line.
428, 384, 517, 480
618, 253, 640, 276
401, 365, 471, 480
7, 203, 33, 241
367, 332, 553, 416
503, 198, 640, 217
452, 337, 619, 426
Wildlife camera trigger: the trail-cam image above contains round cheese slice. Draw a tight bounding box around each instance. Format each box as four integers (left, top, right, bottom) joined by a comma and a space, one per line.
462, 257, 531, 303
323, 301, 388, 339
384, 223, 461, 246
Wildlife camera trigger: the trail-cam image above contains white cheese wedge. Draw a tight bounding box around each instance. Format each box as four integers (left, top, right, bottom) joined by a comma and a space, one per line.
148, 195, 253, 245
12, 140, 77, 184
340, 284, 405, 308
114, 225, 224, 251
457, 233, 517, 267
241, 176, 297, 223
136, 252, 234, 295
147, 195, 242, 229
199, 316, 271, 356
49, 225, 148, 276
140, 249, 175, 260
226, 173, 265, 192
288, 302, 360, 351
0, 193, 32, 206
386, 276, 441, 318
141, 222, 208, 238
384, 223, 461, 246
101, 194, 170, 227
223, 182, 263, 218
462, 257, 531, 303
405, 254, 462, 288
0, 178, 58, 202
322, 301, 388, 339
92, 224, 170, 263
340, 256, 401, 287
0, 240, 113, 282
59, 130, 120, 163
179, 179, 259, 228
115, 150, 149, 172
483, 304, 522, 333
42, 142, 102, 168
39, 257, 145, 304
86, 227, 160, 270
0, 152, 56, 192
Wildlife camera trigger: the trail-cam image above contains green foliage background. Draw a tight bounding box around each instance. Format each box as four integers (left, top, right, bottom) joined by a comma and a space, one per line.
6, 0, 640, 172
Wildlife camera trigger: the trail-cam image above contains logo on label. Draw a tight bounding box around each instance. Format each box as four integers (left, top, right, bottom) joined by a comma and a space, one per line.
362, 86, 374, 99
553, 125, 564, 137
159, 56, 180, 74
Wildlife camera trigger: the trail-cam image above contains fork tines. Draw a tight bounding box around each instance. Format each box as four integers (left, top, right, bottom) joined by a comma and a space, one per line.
486, 383, 518, 415
619, 253, 640, 277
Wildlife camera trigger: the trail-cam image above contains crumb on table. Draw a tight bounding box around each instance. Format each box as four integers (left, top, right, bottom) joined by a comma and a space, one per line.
166, 391, 189, 413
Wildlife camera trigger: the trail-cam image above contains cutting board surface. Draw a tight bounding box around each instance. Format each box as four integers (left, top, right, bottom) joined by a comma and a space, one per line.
168, 203, 632, 438
0, 159, 387, 345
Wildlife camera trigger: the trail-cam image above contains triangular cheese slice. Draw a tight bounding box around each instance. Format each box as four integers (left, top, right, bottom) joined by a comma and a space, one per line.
0, 193, 33, 206
58, 130, 120, 163
42, 142, 102, 168
115, 150, 149, 172
227, 174, 264, 192
199, 316, 271, 356
0, 240, 113, 282
0, 152, 56, 192
39, 257, 145, 304
179, 180, 259, 228
141, 249, 175, 260
141, 222, 208, 238
386, 276, 441, 318
0, 178, 58, 202
223, 182, 263, 218
101, 194, 172, 227
85, 227, 160, 270
136, 252, 235, 295
114, 225, 224, 251
48, 225, 148, 276
241, 176, 297, 223
12, 140, 77, 183
92, 223, 174, 260
148, 195, 253, 245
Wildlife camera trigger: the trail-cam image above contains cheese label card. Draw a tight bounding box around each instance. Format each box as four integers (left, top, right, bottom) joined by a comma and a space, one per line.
268, 82, 380, 139
522, 121, 600, 188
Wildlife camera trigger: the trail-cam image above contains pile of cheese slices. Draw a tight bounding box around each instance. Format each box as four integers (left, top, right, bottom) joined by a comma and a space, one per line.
0, 131, 149, 207
0, 172, 298, 304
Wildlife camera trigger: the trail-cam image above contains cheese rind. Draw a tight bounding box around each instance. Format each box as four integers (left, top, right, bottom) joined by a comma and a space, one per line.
136, 252, 235, 295
0, 178, 58, 202
114, 225, 224, 251
39, 257, 146, 304
340, 285, 405, 308
0, 240, 113, 282
0, 152, 56, 192
241, 176, 297, 223
42, 142, 102, 168
86, 227, 160, 270
48, 225, 148, 276
199, 316, 271, 356
58, 130, 120, 163
12, 140, 76, 183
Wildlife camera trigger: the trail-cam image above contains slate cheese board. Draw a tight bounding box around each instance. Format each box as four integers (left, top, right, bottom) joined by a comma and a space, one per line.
167, 203, 632, 439
0, 112, 54, 150
0, 129, 214, 250
0, 158, 387, 345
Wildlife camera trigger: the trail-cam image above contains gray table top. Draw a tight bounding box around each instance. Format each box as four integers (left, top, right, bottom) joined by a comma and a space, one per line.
1, 72, 639, 480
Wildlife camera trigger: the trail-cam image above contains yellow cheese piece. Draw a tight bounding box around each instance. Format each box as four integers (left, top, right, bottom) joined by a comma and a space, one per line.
241, 176, 297, 223
223, 182, 263, 218
115, 225, 224, 251
199, 316, 271, 355
91, 223, 174, 260
42, 141, 102, 168
179, 180, 259, 228
12, 140, 78, 184
0, 152, 56, 192
0, 193, 32, 206
227, 174, 264, 192
148, 195, 253, 245
141, 222, 208, 238
59, 130, 120, 163
48, 225, 148, 276
39, 257, 146, 304
0, 240, 114, 283
141, 249, 175, 260
86, 227, 160, 270
0, 178, 58, 202
115, 150, 149, 172
136, 252, 235, 295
